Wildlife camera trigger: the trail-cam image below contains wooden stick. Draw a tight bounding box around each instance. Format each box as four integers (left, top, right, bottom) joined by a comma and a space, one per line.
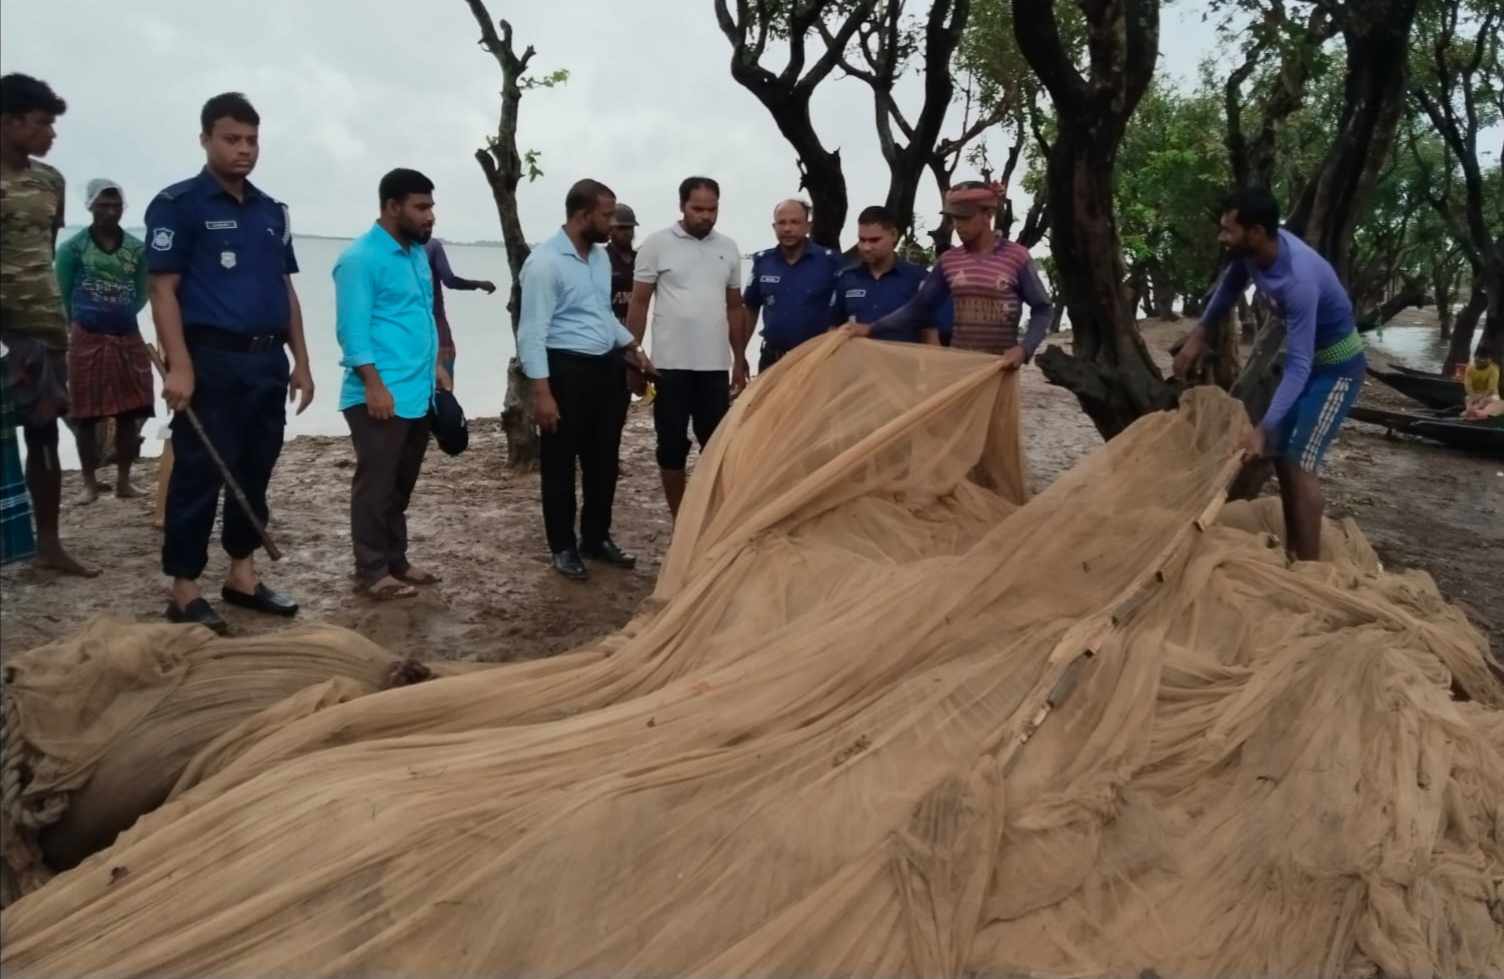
146, 346, 282, 561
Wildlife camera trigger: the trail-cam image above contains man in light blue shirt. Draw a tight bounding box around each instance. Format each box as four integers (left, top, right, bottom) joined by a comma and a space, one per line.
518, 178, 654, 580
333, 168, 451, 599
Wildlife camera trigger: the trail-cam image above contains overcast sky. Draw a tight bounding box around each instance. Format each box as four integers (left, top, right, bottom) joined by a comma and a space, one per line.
1, 0, 1229, 251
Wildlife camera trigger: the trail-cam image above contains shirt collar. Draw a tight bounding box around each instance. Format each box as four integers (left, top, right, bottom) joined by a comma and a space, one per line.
368, 222, 417, 255
548, 227, 596, 263
195, 166, 263, 202
671, 222, 715, 242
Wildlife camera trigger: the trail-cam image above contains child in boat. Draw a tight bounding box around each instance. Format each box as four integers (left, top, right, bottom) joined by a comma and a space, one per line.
1462, 352, 1501, 421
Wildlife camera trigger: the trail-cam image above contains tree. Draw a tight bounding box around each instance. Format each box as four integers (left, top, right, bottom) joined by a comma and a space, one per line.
1411, 0, 1504, 376
816, 0, 983, 238
1115, 79, 1230, 321
1011, 0, 1178, 440
465, 0, 567, 467
1283, 0, 1422, 275
713, 0, 877, 247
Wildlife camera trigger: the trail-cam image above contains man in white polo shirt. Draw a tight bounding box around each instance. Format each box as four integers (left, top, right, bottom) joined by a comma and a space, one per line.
626, 175, 745, 518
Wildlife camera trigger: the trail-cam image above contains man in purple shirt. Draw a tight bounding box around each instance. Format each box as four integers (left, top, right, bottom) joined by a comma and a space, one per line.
424, 238, 495, 378
1173, 186, 1364, 562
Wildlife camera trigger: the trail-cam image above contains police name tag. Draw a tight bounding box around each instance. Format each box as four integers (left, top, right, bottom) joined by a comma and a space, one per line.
759, 275, 781, 283
846, 289, 867, 299
205, 219, 238, 230
220, 251, 237, 269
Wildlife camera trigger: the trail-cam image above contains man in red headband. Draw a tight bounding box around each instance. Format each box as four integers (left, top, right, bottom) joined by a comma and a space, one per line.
849, 181, 1052, 371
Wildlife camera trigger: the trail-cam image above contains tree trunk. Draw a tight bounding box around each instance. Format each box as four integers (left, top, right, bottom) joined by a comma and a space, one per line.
1478, 258, 1504, 363
468, 3, 540, 468
1284, 0, 1421, 281
1360, 284, 1432, 328
1182, 292, 1205, 318
1433, 261, 1457, 339
1014, 0, 1173, 440
1033, 124, 1177, 439
1237, 295, 1255, 342
1444, 283, 1487, 372
1048, 304, 1066, 334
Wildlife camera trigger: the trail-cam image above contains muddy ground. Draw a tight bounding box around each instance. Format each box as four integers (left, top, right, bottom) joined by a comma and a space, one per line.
2, 321, 1499, 661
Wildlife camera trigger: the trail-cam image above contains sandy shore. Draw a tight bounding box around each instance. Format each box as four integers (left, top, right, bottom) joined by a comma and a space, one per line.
2, 322, 1499, 661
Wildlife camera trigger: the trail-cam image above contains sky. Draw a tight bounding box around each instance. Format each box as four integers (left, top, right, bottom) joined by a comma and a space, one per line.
0, 0, 1231, 252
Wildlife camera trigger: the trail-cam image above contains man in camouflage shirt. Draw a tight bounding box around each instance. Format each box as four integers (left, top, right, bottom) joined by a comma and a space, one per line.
0, 73, 97, 575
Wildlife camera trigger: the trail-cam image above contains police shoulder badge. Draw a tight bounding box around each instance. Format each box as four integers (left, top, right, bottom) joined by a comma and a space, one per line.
151, 228, 175, 251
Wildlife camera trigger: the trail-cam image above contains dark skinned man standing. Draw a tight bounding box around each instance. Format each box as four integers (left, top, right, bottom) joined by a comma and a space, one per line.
147, 92, 314, 633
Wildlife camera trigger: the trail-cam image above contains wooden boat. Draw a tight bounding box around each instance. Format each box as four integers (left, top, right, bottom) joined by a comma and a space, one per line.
1350, 404, 1504, 457
1366, 366, 1465, 409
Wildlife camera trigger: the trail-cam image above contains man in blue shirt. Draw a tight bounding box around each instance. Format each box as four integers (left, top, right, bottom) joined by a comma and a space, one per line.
146, 92, 314, 633
334, 168, 452, 600
1173, 186, 1365, 562
740, 198, 841, 375
519, 178, 654, 581
831, 205, 951, 344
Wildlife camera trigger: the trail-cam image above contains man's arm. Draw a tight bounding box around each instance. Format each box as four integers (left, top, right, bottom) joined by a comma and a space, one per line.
1017, 258, 1054, 360
333, 258, 377, 363
867, 265, 950, 340
625, 281, 655, 344
919, 328, 941, 345
517, 254, 563, 431
1257, 281, 1319, 434
53, 235, 80, 320
728, 288, 750, 359
1173, 260, 1250, 379
150, 274, 192, 408
1197, 260, 1250, 344
285, 277, 314, 414
130, 241, 149, 315
430, 240, 495, 293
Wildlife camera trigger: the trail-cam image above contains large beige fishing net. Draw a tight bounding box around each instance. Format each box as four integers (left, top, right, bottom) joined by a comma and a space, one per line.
3, 334, 1501, 977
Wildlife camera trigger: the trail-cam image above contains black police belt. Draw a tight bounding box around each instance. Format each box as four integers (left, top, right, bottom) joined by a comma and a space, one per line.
185, 324, 288, 353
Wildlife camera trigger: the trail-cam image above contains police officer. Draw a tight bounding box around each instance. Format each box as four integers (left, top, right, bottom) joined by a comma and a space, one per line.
832, 205, 951, 344
147, 92, 314, 634
738, 198, 841, 379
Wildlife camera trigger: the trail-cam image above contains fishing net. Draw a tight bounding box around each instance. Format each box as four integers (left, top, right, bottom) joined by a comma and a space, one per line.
0, 622, 456, 904
3, 334, 1500, 978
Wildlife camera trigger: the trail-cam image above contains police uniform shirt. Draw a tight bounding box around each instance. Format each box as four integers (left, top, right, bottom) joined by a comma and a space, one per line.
741, 242, 841, 351
144, 168, 297, 334
831, 259, 953, 342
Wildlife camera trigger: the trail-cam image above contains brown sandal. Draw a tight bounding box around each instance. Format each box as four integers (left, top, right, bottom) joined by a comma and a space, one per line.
393, 568, 441, 586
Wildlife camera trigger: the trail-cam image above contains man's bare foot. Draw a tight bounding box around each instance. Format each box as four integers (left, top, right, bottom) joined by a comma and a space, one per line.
77, 482, 102, 505
34, 544, 100, 578
393, 566, 441, 585
357, 575, 419, 601
115, 481, 143, 499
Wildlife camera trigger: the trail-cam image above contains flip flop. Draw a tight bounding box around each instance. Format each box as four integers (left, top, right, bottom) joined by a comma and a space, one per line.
358, 580, 419, 602
393, 568, 441, 585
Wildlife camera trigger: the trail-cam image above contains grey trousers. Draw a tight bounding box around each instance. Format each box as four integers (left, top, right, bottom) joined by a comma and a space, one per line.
344, 405, 431, 584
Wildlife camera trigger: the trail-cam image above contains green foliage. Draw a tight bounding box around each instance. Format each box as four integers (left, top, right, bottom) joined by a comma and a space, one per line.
523, 149, 545, 182
520, 68, 570, 91
1113, 78, 1231, 301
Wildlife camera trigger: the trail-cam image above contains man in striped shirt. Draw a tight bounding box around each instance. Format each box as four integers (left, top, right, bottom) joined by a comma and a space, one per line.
849, 182, 1052, 371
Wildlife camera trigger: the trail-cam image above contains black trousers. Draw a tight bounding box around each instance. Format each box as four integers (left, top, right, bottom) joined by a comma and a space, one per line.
652, 369, 729, 470
161, 343, 288, 580
540, 349, 628, 554
344, 406, 432, 584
